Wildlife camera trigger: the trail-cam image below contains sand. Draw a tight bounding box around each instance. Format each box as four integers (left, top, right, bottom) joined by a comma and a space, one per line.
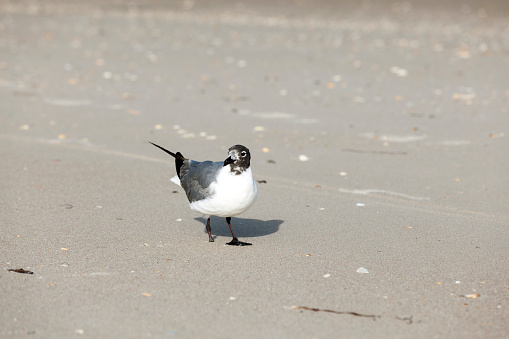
1, 1, 508, 337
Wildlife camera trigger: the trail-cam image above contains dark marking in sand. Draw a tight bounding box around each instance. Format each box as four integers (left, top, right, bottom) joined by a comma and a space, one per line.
292, 306, 416, 324
256, 180, 267, 184
292, 306, 380, 320
8, 268, 34, 274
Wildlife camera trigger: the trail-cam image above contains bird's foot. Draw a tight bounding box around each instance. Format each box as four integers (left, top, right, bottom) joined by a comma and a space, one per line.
208, 237, 214, 242
226, 238, 252, 246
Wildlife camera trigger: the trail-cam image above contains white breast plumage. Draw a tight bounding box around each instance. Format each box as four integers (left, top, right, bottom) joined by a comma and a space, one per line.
189, 167, 258, 217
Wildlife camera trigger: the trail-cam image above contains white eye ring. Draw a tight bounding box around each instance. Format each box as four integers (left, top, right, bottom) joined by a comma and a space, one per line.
241, 151, 247, 157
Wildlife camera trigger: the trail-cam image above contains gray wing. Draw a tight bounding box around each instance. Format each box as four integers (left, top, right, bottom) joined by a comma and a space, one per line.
179, 160, 223, 202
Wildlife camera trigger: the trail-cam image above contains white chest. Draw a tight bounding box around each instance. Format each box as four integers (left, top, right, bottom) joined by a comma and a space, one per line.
189, 167, 258, 217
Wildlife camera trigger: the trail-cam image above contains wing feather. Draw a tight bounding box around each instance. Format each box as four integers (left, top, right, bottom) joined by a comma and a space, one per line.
180, 160, 223, 202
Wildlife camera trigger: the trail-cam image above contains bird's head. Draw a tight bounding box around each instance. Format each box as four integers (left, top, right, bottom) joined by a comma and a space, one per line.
223, 145, 251, 174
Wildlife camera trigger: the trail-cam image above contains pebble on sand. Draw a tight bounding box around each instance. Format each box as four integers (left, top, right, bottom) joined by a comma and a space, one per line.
356, 267, 369, 274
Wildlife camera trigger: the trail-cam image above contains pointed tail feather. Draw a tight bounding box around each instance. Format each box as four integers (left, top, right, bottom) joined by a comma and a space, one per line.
149, 141, 187, 179
149, 141, 187, 161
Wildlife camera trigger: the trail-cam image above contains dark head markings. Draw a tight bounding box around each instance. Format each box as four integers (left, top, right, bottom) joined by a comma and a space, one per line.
226, 145, 251, 175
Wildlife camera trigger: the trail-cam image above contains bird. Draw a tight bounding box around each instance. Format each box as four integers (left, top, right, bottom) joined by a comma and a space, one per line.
149, 142, 258, 246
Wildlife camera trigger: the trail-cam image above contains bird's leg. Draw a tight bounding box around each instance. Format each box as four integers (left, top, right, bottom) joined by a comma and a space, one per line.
206, 217, 214, 242
225, 217, 252, 246
226, 217, 237, 240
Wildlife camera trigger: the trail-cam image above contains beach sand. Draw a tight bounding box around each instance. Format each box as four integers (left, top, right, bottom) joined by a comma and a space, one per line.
1, 1, 508, 337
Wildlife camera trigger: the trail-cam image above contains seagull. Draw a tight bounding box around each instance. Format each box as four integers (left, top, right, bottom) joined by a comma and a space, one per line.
149, 142, 258, 246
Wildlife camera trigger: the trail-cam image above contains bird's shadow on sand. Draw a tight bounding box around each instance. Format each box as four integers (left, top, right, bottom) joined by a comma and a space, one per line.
194, 217, 283, 239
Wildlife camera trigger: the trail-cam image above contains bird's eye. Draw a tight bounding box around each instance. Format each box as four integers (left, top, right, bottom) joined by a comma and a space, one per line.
241, 151, 247, 157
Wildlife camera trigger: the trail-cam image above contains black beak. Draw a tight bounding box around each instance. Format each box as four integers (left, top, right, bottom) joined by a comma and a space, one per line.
223, 156, 234, 167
